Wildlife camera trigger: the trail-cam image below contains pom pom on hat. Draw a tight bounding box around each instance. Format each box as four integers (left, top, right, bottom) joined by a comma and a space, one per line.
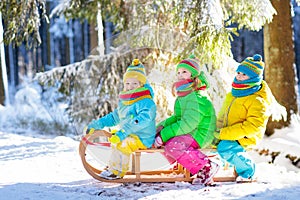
132, 59, 140, 66
236, 54, 264, 78
253, 54, 262, 61
123, 59, 147, 85
176, 55, 201, 78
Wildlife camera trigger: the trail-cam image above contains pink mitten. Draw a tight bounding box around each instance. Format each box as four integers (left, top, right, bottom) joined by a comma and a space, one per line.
154, 135, 163, 148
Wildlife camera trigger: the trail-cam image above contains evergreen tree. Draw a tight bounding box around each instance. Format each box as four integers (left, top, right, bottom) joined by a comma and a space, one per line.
53, 0, 276, 67
0, 0, 48, 47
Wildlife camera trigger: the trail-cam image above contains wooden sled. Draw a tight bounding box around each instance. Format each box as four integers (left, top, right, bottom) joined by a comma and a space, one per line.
79, 130, 237, 183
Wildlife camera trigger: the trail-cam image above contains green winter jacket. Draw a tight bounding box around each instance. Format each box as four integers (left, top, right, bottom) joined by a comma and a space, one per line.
158, 91, 216, 148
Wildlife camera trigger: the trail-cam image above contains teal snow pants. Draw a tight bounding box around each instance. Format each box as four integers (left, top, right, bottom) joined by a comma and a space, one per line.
217, 140, 255, 179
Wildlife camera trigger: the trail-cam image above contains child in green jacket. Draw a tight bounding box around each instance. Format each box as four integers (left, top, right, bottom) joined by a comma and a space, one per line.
154, 55, 218, 185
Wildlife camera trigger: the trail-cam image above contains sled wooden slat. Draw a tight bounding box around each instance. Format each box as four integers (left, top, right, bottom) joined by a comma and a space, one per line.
132, 148, 165, 179
79, 130, 237, 183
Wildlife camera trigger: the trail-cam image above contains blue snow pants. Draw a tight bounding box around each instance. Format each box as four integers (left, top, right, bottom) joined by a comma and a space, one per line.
217, 140, 255, 179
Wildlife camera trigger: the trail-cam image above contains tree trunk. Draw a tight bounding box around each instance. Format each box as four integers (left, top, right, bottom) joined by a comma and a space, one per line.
0, 62, 4, 105
263, 0, 298, 135
83, 21, 89, 58
89, 23, 98, 52
0, 12, 8, 105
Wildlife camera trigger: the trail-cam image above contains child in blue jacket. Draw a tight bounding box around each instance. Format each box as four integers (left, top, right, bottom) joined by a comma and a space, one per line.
87, 59, 156, 179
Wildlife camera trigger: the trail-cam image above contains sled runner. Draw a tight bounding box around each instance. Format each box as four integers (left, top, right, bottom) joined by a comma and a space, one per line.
79, 130, 237, 183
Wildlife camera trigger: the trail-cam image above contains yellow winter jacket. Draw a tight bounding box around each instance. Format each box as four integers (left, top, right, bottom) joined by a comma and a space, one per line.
217, 81, 274, 148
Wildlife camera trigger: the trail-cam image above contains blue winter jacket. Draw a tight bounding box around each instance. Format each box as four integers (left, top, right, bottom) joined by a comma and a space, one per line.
94, 98, 156, 148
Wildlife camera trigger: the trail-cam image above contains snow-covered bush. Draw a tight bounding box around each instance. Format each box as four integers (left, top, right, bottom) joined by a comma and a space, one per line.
0, 82, 69, 135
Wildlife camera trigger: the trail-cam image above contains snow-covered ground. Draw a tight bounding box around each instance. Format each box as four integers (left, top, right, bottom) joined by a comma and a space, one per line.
1, 54, 300, 199
1, 120, 300, 200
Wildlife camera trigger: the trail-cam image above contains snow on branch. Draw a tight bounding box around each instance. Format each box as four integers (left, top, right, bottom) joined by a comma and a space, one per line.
221, 0, 277, 31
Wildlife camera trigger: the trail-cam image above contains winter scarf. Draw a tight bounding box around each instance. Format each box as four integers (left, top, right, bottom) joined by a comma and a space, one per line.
175, 79, 207, 97
119, 87, 152, 105
174, 79, 194, 97
231, 77, 262, 97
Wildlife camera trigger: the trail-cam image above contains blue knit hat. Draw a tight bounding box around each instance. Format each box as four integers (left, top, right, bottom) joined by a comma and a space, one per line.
236, 54, 264, 79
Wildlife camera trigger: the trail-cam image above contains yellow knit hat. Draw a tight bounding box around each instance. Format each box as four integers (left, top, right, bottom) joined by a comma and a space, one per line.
123, 59, 147, 85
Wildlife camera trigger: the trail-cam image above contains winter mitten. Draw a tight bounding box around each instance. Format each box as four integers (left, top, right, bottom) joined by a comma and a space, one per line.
109, 135, 121, 144
211, 130, 220, 148
154, 135, 163, 148
86, 128, 95, 135
111, 129, 118, 135
214, 130, 220, 139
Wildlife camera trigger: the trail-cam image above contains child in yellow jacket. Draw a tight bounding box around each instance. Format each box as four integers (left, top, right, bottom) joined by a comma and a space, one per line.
216, 54, 274, 182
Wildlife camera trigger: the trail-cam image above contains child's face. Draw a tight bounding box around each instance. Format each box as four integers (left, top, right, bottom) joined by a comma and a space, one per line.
235, 72, 250, 81
177, 68, 192, 80
124, 78, 142, 91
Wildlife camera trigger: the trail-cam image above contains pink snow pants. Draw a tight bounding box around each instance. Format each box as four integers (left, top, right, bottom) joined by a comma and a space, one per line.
164, 134, 209, 175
